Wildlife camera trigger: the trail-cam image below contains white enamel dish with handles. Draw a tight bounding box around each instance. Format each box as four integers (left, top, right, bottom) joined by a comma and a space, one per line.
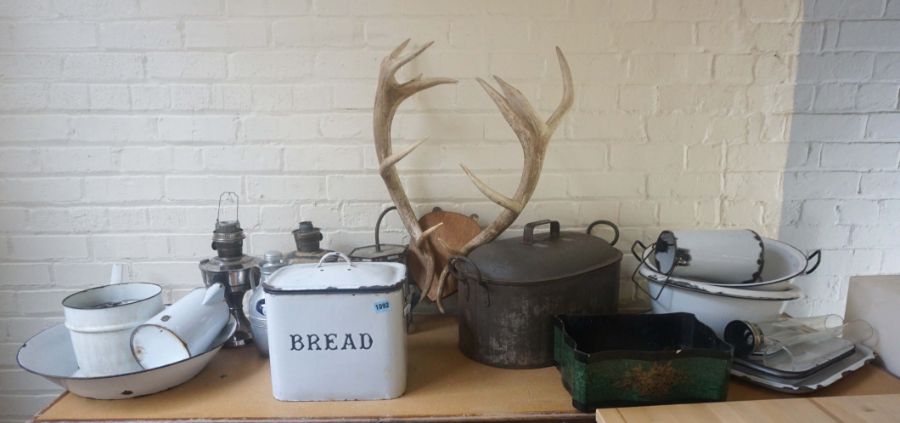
264, 252, 407, 402
17, 316, 236, 399
643, 278, 803, 338
634, 236, 821, 291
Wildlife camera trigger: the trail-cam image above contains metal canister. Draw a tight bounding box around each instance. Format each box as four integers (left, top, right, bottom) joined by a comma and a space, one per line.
349, 207, 408, 263
247, 250, 287, 357
349, 207, 414, 329
286, 221, 333, 264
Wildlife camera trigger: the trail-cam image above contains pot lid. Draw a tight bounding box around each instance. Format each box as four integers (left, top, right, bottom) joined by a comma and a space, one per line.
264, 252, 405, 293
462, 219, 623, 284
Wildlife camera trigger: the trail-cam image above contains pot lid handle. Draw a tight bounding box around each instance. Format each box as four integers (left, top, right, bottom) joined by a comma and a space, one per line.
523, 220, 560, 244
316, 252, 354, 269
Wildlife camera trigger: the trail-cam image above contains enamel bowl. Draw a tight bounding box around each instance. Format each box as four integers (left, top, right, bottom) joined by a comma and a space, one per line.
17, 317, 236, 399
638, 237, 820, 291
643, 278, 803, 338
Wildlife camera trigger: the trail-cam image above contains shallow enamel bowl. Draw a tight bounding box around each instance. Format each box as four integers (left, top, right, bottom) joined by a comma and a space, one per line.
644, 277, 802, 337
641, 237, 817, 291
17, 316, 236, 400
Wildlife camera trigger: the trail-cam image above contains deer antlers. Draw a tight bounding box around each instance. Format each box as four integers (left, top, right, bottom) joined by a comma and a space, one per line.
434, 46, 574, 311
373, 40, 574, 313
373, 39, 457, 297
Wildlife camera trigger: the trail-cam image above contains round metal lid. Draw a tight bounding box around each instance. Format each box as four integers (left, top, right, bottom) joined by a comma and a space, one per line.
264, 252, 405, 293
464, 220, 622, 284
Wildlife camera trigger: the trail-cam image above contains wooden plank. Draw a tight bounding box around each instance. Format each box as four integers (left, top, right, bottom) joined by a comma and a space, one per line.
596, 409, 627, 423
609, 398, 840, 423
812, 394, 900, 423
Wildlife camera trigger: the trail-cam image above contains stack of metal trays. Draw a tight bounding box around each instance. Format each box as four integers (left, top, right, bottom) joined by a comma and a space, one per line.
730, 341, 875, 394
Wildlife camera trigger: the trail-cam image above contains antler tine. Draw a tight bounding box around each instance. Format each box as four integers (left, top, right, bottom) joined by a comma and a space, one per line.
379, 138, 429, 175
416, 222, 444, 248
460, 164, 523, 213
391, 40, 435, 74
545, 46, 574, 133
492, 76, 543, 138
389, 38, 411, 59
402, 76, 457, 94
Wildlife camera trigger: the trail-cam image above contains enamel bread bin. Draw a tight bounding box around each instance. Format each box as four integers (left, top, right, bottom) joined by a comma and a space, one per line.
264, 252, 407, 401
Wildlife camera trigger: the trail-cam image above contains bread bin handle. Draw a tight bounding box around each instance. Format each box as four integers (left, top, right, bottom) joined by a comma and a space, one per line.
317, 252, 354, 269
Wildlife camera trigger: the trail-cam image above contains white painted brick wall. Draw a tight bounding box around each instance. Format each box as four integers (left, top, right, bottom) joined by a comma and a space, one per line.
0, 0, 893, 420
782, 0, 900, 317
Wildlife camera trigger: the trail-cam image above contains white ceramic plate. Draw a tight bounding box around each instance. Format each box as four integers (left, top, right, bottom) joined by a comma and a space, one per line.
638, 237, 819, 290
17, 317, 236, 400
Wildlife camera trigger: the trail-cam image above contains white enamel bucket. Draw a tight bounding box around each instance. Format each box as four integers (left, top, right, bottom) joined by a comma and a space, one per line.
62, 265, 163, 377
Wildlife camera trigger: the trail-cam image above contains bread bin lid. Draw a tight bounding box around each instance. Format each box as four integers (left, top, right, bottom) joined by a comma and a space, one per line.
462, 219, 623, 285
263, 252, 405, 294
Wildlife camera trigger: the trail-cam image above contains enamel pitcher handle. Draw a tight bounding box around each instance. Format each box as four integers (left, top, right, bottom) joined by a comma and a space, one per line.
523, 220, 560, 244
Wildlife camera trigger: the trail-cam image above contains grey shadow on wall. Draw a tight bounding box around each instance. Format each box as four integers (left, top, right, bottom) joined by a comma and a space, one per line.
780, 0, 900, 316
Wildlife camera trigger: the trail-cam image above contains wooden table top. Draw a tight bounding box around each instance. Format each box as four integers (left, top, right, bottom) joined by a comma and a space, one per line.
597, 394, 900, 423
35, 315, 900, 422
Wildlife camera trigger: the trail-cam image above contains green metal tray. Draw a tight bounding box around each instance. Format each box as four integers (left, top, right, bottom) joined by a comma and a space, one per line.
554, 313, 732, 411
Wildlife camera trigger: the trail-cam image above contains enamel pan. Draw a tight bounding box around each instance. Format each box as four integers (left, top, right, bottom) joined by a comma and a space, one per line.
17, 317, 236, 400
635, 237, 821, 290
639, 266, 803, 300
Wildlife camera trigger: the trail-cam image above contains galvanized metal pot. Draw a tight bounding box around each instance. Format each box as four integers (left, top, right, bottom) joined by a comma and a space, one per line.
451, 219, 623, 369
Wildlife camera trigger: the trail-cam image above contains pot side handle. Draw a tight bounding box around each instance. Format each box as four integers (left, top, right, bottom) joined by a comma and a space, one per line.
448, 256, 489, 306
523, 220, 560, 244
586, 220, 620, 246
